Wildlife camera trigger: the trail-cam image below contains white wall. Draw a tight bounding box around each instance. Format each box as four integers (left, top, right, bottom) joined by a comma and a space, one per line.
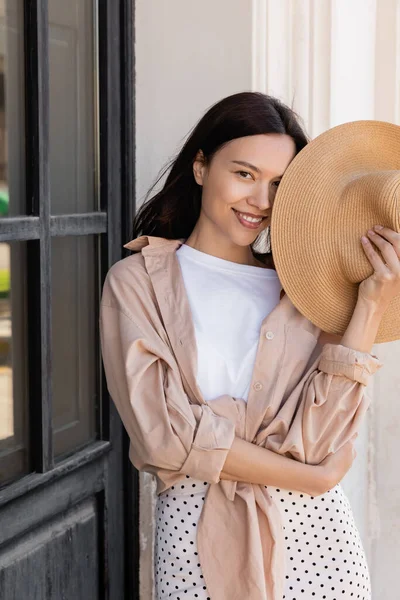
135, 1, 400, 597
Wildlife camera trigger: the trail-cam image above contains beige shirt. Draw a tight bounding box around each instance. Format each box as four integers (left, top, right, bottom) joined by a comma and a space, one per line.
99, 235, 383, 600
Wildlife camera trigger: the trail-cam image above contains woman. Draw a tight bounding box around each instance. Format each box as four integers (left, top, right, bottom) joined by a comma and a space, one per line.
100, 93, 398, 599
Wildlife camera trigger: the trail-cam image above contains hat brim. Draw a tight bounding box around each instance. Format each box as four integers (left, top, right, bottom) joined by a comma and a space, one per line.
271, 120, 400, 344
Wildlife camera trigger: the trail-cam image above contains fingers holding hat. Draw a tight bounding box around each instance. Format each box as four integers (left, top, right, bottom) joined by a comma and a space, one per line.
360, 234, 386, 273
367, 226, 400, 265
359, 226, 400, 310
373, 225, 400, 251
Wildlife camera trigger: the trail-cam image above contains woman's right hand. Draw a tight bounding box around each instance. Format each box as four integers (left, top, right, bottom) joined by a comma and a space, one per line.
315, 434, 358, 495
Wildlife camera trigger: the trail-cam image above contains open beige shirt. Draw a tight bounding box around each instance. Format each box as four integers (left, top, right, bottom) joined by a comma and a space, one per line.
99, 235, 383, 600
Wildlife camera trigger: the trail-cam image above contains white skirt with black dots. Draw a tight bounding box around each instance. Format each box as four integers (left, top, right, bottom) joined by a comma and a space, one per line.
266, 485, 371, 600
154, 476, 371, 600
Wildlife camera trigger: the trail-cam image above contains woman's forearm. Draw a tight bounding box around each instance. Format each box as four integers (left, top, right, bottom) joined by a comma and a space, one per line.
220, 437, 329, 496
340, 296, 384, 353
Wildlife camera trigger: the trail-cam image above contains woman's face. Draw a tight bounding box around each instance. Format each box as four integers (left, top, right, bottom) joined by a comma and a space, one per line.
192, 133, 296, 247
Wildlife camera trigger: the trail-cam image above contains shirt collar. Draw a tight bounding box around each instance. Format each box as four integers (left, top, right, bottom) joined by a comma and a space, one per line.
123, 235, 185, 252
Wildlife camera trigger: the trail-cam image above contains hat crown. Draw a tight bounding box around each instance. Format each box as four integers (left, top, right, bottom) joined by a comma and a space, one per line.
338, 170, 400, 284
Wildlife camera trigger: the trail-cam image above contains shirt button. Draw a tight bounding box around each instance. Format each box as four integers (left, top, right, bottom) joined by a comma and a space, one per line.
253, 381, 263, 391
265, 331, 274, 340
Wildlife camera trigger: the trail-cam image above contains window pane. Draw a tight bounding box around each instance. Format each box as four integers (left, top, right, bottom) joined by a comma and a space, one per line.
0, 0, 26, 216
52, 235, 97, 459
49, 0, 99, 214
0, 242, 29, 485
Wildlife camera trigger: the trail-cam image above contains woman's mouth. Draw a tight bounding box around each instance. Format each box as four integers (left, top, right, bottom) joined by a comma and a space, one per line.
232, 209, 266, 230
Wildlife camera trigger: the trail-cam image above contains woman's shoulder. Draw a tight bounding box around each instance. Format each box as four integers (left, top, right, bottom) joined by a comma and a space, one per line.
106, 251, 148, 282
102, 252, 153, 308
100, 250, 172, 340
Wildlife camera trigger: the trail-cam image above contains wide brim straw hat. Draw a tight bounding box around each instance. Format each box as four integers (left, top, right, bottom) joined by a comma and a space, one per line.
270, 120, 400, 344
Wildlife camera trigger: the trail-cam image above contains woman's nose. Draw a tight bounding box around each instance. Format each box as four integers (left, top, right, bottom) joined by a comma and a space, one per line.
247, 189, 273, 212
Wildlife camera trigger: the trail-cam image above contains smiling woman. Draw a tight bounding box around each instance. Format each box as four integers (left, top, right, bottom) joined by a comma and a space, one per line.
99, 92, 382, 600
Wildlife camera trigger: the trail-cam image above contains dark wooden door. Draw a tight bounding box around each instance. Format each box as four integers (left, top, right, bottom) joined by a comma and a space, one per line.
0, 1, 138, 598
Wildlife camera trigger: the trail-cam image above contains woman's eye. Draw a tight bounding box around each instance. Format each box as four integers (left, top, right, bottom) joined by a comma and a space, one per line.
237, 170, 253, 180
272, 180, 281, 188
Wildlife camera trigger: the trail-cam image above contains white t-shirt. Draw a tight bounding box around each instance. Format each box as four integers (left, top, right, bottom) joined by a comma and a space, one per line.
176, 243, 282, 402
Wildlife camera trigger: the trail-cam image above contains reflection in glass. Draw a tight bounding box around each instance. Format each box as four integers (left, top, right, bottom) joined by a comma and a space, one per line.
0, 244, 11, 440
0, 0, 26, 217
0, 0, 28, 487
0, 242, 29, 485
49, 0, 99, 214
52, 235, 97, 459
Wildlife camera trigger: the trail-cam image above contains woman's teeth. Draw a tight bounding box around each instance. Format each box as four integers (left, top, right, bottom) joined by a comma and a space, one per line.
233, 209, 265, 229
239, 213, 263, 223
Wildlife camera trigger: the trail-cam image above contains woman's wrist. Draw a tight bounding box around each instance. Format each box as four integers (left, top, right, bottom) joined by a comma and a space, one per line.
340, 295, 385, 353
301, 463, 332, 497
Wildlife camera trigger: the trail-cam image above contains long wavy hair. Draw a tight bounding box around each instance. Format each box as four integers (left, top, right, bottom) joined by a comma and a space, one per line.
131, 92, 309, 259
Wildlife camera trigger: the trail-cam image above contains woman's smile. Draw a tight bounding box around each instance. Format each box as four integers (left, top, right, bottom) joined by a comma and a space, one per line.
232, 208, 267, 230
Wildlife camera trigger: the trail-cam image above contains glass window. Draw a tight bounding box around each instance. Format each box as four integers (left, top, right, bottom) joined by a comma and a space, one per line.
0, 0, 26, 217
52, 235, 97, 459
0, 0, 28, 486
0, 241, 29, 485
49, 0, 99, 215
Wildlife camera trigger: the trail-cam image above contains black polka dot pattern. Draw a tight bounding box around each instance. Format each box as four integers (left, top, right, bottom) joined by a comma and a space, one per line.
266, 484, 371, 599
155, 475, 211, 599
154, 477, 371, 599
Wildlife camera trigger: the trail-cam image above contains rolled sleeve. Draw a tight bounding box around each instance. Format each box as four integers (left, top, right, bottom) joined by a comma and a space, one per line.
317, 343, 383, 385
179, 404, 236, 483
275, 342, 384, 465
100, 301, 236, 485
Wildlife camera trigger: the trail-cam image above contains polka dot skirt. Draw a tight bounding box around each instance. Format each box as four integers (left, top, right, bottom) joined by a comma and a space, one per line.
154, 476, 371, 600
266, 485, 371, 600
155, 475, 210, 599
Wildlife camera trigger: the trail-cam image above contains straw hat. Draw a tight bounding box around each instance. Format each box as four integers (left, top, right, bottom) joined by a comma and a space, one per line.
270, 120, 400, 344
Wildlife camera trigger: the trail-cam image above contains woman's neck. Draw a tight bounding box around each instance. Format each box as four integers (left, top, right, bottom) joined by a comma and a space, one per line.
185, 226, 261, 267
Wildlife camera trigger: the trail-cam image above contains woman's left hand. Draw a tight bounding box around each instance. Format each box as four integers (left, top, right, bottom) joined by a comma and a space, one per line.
358, 225, 400, 312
